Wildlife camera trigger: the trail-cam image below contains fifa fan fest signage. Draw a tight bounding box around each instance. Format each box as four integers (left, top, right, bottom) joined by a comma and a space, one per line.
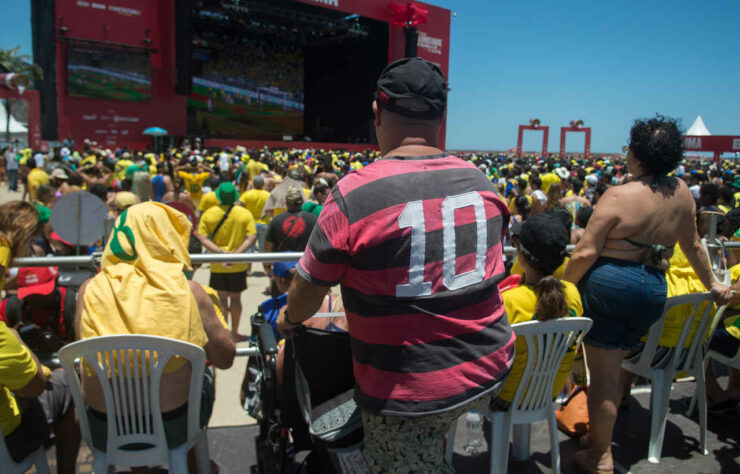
516, 118, 549, 157
559, 120, 591, 158
684, 135, 740, 161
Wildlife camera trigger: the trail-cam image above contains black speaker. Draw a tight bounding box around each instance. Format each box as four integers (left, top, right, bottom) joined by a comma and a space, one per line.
31, 0, 58, 141
174, 0, 193, 95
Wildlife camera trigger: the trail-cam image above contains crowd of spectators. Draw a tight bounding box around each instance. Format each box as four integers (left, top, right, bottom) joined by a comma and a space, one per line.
2, 109, 740, 470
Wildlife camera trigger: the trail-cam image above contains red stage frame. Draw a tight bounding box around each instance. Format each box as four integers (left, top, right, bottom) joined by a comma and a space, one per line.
559, 126, 591, 157
47, 0, 451, 150
684, 135, 740, 161
516, 124, 549, 157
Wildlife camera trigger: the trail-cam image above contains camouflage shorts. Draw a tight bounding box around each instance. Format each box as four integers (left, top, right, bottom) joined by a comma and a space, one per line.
361, 397, 490, 474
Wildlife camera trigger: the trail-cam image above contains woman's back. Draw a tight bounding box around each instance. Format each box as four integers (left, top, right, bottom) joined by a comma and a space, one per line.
599, 177, 695, 267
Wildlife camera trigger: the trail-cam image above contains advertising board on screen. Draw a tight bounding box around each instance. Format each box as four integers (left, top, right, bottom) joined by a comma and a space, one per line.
67, 42, 151, 102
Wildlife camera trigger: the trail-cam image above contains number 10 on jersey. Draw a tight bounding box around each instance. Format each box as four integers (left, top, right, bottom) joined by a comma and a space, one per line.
396, 191, 488, 297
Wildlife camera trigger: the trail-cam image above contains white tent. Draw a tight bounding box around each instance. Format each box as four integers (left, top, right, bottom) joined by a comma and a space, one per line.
0, 105, 28, 144
686, 115, 711, 136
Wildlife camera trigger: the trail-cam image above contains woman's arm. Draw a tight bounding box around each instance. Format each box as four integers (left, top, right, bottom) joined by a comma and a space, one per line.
677, 197, 733, 304
563, 189, 620, 285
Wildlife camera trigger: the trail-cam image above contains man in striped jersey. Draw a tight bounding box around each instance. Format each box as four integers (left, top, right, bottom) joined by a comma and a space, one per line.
278, 57, 515, 472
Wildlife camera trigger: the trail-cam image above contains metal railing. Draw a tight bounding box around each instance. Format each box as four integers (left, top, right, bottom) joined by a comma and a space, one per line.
11, 242, 740, 268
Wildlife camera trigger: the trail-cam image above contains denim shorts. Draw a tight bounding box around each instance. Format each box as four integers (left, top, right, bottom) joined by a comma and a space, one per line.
579, 257, 667, 351
708, 325, 740, 359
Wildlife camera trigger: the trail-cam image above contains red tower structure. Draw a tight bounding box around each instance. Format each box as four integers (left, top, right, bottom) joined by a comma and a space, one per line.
516, 119, 549, 157
559, 120, 591, 158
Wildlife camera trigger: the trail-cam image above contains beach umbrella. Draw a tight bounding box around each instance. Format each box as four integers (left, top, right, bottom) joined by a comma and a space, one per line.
143, 126, 168, 136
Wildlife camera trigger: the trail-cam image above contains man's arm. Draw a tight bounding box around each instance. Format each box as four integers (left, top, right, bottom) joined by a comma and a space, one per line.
189, 281, 235, 369
278, 273, 329, 336
196, 233, 225, 254
234, 233, 257, 254
262, 240, 274, 274
164, 175, 174, 193
678, 196, 732, 303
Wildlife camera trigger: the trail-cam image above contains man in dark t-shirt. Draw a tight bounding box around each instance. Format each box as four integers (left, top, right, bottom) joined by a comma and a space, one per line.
263, 187, 317, 276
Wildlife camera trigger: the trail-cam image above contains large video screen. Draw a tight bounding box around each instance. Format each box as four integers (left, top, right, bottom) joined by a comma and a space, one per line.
67, 43, 151, 102
189, 17, 305, 140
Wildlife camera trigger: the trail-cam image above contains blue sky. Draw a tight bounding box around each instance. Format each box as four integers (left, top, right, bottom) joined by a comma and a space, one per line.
2, 0, 739, 153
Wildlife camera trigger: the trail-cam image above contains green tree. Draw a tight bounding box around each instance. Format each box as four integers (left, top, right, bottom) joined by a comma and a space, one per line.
0, 47, 43, 143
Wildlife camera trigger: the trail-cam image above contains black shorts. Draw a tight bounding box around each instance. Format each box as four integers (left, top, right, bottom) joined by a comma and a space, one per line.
6, 370, 72, 462
210, 271, 247, 293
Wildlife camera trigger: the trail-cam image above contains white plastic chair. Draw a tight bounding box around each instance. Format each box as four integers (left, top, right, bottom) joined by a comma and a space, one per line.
59, 335, 211, 474
445, 317, 592, 474
0, 416, 50, 474
621, 292, 718, 464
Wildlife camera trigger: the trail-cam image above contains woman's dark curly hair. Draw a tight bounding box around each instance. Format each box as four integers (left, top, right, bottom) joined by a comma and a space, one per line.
628, 115, 683, 176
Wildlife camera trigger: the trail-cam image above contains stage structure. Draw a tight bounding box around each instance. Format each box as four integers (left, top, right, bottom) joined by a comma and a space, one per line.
516, 118, 549, 157
0, 73, 43, 150
684, 135, 740, 161
559, 120, 591, 158
32, 0, 451, 150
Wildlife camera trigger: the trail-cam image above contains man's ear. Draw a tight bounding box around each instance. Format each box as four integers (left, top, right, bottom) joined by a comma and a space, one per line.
372, 101, 381, 127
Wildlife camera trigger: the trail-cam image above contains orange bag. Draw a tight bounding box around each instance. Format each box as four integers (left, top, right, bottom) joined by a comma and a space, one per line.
555, 386, 590, 437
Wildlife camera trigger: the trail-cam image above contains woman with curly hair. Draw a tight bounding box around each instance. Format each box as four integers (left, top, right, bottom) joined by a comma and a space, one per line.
563, 116, 733, 473
0, 201, 41, 292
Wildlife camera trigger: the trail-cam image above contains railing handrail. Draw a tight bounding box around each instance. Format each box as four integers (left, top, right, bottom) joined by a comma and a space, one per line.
11, 241, 740, 268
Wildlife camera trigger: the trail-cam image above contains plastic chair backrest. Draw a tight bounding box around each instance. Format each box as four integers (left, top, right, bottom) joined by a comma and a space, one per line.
509, 318, 593, 414
632, 293, 717, 373
58, 335, 206, 467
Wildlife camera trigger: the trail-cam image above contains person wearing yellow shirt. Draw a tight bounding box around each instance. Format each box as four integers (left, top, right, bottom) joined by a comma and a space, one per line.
114, 153, 134, 181
197, 183, 257, 342
176, 159, 214, 208
240, 175, 271, 244
247, 157, 269, 182
199, 189, 220, 213
77, 202, 235, 452
541, 168, 561, 193
494, 214, 582, 410
26, 161, 50, 203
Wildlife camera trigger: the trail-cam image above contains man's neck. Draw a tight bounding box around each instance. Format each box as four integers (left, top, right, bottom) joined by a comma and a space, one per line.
383, 143, 444, 158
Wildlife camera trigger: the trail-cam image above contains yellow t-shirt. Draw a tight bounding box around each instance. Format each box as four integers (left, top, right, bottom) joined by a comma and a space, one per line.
659, 246, 714, 347
723, 314, 740, 341
0, 242, 10, 293
0, 322, 39, 436
178, 171, 210, 202
115, 159, 134, 181
240, 189, 271, 225
199, 191, 220, 213
541, 172, 561, 193
510, 256, 569, 281
197, 205, 256, 273
246, 160, 268, 182
27, 168, 50, 202
497, 280, 583, 403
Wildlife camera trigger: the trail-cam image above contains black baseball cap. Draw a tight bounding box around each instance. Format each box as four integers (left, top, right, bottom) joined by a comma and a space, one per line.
375, 57, 447, 120
518, 214, 569, 272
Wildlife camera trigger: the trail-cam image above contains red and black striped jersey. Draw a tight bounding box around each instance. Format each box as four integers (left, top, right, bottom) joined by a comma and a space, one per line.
297, 153, 515, 417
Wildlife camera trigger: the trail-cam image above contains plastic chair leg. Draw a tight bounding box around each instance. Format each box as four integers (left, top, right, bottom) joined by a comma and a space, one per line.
511, 423, 531, 461
648, 370, 672, 464
168, 445, 189, 474
694, 364, 709, 455
444, 419, 457, 466
92, 453, 108, 474
489, 412, 512, 474
195, 432, 211, 474
32, 448, 50, 474
547, 408, 561, 474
